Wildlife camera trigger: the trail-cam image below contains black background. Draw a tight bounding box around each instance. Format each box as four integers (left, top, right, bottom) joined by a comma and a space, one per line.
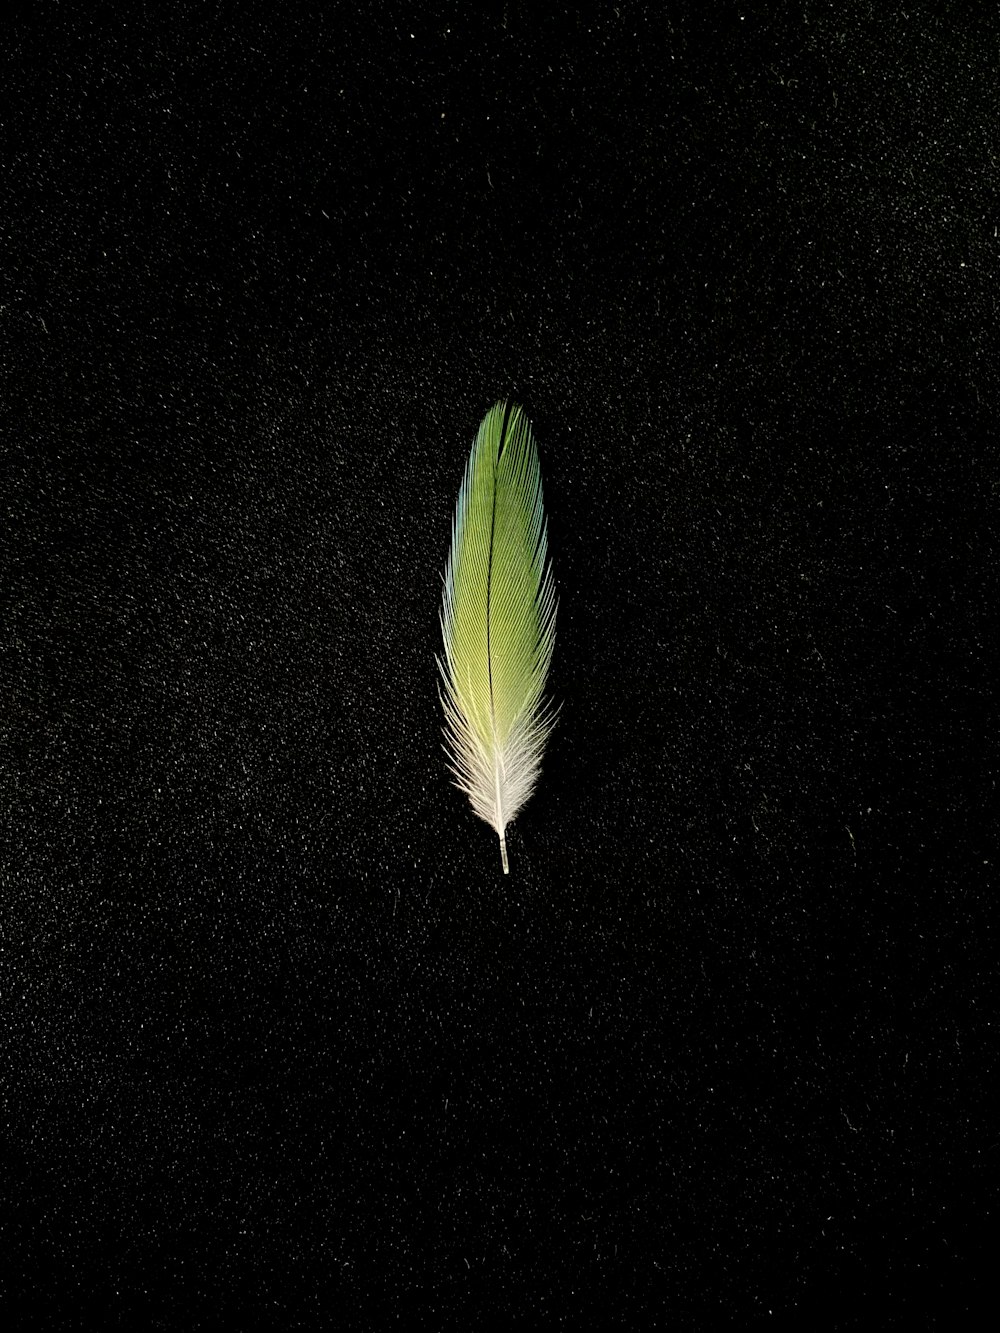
2, 1, 996, 1327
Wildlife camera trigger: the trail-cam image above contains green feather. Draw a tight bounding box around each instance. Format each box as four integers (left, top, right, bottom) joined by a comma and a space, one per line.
439, 401, 558, 873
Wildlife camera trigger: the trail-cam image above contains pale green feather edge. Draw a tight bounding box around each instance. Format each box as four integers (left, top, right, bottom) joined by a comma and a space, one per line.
438, 400, 558, 873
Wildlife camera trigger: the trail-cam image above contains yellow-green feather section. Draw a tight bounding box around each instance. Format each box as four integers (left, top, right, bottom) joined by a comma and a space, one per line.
439, 401, 557, 872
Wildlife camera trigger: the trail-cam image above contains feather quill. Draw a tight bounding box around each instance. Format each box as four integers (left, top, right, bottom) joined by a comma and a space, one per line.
438, 400, 557, 873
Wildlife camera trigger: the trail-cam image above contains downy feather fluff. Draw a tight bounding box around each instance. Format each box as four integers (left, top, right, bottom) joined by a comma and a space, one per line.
438, 401, 557, 873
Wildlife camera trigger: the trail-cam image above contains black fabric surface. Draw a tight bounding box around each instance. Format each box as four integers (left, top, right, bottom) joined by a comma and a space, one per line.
2, 2, 995, 1327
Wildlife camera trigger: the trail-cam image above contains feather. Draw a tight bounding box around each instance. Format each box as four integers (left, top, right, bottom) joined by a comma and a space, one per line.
438, 400, 558, 873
